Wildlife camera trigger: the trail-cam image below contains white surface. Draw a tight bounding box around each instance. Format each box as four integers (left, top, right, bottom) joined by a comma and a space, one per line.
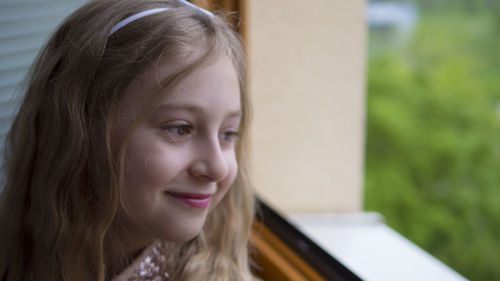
289, 213, 469, 281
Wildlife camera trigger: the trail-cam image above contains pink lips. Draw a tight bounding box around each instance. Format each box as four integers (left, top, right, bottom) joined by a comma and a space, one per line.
166, 191, 212, 208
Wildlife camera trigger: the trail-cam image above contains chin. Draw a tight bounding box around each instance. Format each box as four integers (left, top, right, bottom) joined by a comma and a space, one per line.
158, 218, 207, 243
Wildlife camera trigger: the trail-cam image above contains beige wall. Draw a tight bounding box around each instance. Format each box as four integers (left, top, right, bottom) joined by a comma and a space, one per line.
246, 0, 366, 213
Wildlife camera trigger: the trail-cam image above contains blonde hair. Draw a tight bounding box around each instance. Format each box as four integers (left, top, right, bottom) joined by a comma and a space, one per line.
0, 0, 255, 280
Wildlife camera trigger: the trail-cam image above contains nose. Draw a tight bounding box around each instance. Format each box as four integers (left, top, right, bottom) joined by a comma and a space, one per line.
189, 137, 229, 182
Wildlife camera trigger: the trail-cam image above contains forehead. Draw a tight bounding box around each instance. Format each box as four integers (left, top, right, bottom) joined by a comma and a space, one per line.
117, 54, 241, 118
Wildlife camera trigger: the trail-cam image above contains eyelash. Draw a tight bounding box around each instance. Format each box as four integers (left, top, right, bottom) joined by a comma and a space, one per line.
164, 124, 193, 136
219, 130, 240, 143
162, 124, 239, 144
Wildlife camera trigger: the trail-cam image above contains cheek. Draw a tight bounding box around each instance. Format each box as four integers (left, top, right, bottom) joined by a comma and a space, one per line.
122, 133, 183, 194
126, 142, 163, 181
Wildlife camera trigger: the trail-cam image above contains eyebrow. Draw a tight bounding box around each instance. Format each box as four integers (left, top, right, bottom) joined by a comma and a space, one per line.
155, 103, 242, 118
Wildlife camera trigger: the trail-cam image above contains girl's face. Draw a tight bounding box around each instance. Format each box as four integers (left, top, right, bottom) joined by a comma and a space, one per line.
111, 54, 241, 248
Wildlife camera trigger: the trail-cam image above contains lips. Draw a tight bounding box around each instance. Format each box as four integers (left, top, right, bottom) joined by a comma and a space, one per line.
166, 191, 212, 208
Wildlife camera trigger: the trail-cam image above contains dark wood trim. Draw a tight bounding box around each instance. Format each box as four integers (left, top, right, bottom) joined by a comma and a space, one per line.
252, 198, 364, 281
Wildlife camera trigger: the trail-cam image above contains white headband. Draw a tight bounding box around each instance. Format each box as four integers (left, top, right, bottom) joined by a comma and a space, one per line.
109, 8, 169, 35
109, 1, 213, 36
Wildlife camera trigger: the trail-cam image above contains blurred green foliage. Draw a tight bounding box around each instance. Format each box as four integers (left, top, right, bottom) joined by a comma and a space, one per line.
365, 3, 500, 281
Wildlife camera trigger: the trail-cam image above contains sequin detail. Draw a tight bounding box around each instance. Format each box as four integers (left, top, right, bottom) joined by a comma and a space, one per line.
127, 242, 170, 281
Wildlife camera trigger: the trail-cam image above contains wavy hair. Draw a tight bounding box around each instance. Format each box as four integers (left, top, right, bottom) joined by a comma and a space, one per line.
0, 0, 256, 280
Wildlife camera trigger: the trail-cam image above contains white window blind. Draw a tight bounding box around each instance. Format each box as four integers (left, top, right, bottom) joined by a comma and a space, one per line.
0, 0, 86, 187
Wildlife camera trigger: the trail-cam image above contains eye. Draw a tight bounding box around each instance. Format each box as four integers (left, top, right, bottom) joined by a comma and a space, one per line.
162, 123, 193, 142
219, 130, 240, 144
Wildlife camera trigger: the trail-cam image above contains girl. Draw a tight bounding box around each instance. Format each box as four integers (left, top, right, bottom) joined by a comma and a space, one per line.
0, 0, 256, 280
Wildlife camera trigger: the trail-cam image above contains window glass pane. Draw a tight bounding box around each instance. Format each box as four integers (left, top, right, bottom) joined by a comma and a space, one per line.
365, 1, 500, 280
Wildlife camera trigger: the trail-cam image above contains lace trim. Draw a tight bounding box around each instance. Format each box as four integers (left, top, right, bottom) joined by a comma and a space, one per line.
127, 242, 170, 281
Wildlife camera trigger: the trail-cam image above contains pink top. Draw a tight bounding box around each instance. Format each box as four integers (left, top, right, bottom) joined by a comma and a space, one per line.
110, 241, 170, 281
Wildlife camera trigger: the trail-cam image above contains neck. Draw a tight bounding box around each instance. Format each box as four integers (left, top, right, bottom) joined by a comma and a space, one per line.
104, 222, 153, 278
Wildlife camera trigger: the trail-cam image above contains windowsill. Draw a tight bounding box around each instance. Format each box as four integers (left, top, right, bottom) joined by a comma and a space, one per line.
289, 212, 469, 281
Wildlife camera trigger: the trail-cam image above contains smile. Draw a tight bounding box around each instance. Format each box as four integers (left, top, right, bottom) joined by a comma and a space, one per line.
166, 191, 212, 208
